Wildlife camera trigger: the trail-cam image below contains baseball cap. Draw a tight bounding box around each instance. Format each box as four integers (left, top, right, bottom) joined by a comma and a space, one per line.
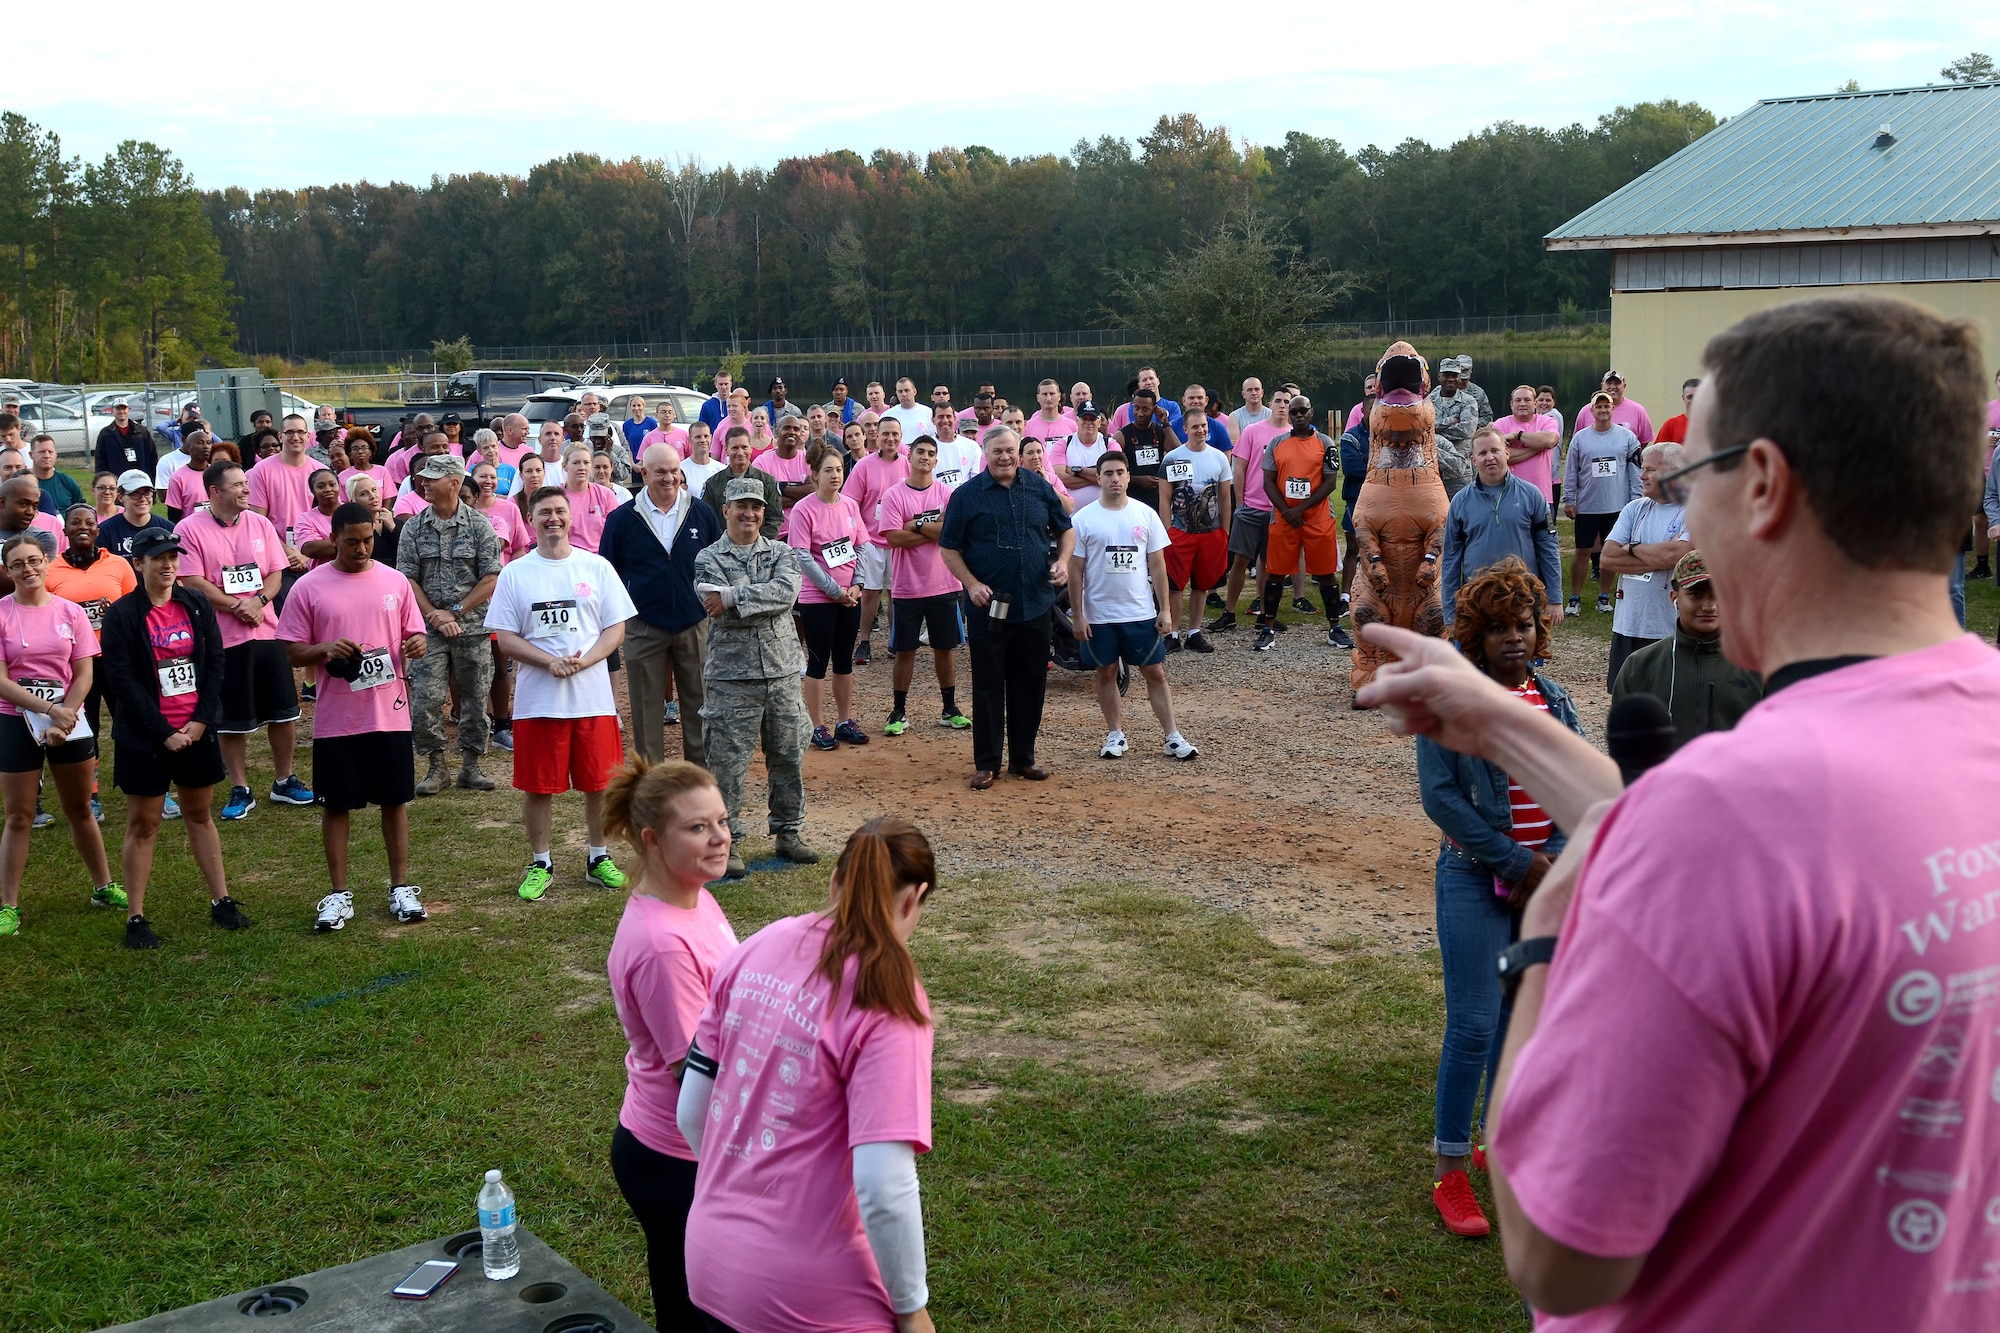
1670, 550, 1711, 592
768, 377, 787, 392
417, 453, 466, 481
112, 397, 130, 408
1076, 400, 1102, 418
831, 377, 849, 390
439, 412, 462, 426
1602, 369, 1626, 383
129, 527, 183, 560
723, 477, 767, 505
116, 469, 153, 493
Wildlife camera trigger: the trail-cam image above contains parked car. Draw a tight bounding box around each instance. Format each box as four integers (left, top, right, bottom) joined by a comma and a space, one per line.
337, 370, 581, 435
12, 397, 91, 461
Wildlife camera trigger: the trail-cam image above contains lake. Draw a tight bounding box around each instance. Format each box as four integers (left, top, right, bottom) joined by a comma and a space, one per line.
670, 351, 1616, 427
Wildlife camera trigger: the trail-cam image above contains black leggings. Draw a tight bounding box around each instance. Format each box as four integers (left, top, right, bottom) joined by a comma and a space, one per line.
1257, 572, 1342, 624
797, 600, 861, 679
610, 1124, 703, 1332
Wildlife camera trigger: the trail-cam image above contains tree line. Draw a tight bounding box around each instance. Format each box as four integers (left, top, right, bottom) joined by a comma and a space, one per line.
0, 101, 1716, 378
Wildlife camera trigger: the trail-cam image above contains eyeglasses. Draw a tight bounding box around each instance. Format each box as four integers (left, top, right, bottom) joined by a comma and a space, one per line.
1658, 443, 1749, 505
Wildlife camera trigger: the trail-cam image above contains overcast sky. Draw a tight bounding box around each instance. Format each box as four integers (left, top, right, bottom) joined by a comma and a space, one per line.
11, 1, 1994, 190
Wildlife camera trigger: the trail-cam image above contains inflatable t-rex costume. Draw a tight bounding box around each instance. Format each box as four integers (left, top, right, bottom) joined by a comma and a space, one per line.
1349, 342, 1448, 699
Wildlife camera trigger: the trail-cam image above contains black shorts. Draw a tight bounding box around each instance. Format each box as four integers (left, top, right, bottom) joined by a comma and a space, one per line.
313, 731, 416, 812
217, 640, 301, 734
1572, 511, 1621, 550
797, 601, 862, 679
114, 732, 227, 798
0, 712, 95, 773
891, 594, 964, 654
607, 647, 622, 672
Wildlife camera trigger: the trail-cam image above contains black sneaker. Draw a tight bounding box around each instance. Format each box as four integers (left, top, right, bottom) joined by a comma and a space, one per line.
210, 896, 252, 930
1205, 591, 1226, 610
1327, 624, 1355, 650
1185, 630, 1215, 654
1974, 559, 1993, 581
853, 640, 872, 667
1253, 626, 1277, 652
1272, 618, 1290, 632
125, 914, 160, 949
1163, 634, 1184, 653
1291, 596, 1317, 614
1205, 609, 1238, 632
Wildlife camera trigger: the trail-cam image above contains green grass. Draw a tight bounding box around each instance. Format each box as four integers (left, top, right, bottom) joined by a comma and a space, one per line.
1, 766, 1528, 1331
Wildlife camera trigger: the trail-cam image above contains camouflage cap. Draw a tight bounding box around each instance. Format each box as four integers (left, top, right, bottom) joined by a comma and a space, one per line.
1670, 550, 1710, 592
723, 477, 767, 505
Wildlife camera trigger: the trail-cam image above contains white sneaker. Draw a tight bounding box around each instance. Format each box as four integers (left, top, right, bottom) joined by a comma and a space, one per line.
389, 885, 428, 923
1163, 733, 1199, 761
1100, 730, 1128, 759
314, 891, 354, 932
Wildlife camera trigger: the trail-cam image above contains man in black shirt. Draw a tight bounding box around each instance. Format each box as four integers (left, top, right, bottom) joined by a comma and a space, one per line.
1117, 389, 1175, 519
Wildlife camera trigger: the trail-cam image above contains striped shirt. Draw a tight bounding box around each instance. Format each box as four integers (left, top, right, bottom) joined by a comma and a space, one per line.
1507, 680, 1554, 848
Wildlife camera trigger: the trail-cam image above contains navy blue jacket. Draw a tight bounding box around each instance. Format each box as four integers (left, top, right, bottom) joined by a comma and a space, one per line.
598, 493, 721, 637
1416, 671, 1583, 882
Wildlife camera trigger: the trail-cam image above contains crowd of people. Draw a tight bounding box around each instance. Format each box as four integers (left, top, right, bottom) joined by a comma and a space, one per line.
5, 304, 2000, 1330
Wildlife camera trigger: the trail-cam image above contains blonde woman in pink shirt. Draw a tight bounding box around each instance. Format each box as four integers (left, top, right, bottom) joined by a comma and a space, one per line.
603, 757, 738, 1331
679, 819, 938, 1333
1019, 435, 1075, 515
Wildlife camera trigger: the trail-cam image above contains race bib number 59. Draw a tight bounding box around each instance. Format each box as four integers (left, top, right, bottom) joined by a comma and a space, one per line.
1592, 456, 1617, 478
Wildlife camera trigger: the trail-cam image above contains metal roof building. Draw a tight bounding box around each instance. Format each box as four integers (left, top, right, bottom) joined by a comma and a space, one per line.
1547, 82, 2000, 422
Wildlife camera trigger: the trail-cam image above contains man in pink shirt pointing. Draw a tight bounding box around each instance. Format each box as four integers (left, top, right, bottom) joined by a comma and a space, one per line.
1357, 294, 2000, 1331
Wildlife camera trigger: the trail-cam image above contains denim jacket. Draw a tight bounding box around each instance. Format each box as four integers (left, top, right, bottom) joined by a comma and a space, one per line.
1416, 671, 1583, 883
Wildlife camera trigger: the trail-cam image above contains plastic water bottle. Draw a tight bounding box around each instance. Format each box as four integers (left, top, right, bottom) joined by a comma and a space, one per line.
477, 1168, 521, 1279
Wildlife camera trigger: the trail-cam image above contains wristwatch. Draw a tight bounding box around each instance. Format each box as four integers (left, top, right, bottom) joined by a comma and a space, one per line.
1497, 936, 1559, 999
451, 602, 463, 613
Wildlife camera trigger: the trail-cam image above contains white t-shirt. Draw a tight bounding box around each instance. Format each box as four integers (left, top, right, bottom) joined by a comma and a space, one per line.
880, 404, 936, 444
1606, 497, 1689, 640
681, 457, 728, 497
1069, 499, 1170, 626
485, 548, 637, 719
930, 437, 982, 489
1064, 434, 1112, 508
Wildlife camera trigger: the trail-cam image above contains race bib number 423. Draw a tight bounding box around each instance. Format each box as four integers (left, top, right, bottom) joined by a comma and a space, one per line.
531, 599, 580, 636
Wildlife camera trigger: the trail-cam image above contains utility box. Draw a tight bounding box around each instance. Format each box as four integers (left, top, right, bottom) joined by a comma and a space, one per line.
195, 368, 284, 442
97, 1227, 654, 1333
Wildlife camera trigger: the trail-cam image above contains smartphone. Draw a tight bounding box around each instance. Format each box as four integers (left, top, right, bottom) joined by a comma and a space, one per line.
391, 1259, 459, 1300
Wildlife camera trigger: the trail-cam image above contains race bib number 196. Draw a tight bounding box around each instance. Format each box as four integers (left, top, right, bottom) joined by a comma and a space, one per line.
820, 536, 856, 568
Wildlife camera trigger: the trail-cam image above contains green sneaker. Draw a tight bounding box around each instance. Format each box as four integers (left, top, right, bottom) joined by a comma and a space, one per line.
883, 713, 909, 736
518, 862, 553, 902
0, 904, 18, 936
939, 708, 971, 730
91, 882, 129, 911
587, 854, 628, 889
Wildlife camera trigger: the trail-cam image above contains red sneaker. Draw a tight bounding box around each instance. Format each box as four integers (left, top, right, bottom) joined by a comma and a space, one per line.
1434, 1169, 1491, 1237
1472, 1143, 1488, 1172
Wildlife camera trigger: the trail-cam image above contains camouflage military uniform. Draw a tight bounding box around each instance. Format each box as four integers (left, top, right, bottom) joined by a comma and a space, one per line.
1428, 388, 1482, 491
693, 531, 808, 839
396, 502, 504, 755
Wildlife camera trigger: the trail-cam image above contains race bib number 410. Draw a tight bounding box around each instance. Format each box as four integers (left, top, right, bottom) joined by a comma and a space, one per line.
531, 599, 580, 636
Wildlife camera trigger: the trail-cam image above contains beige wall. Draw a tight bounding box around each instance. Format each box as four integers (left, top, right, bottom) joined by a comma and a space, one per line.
1610, 282, 2000, 426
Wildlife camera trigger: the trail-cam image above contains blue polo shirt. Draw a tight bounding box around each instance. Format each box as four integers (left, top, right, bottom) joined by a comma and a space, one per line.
938, 468, 1072, 622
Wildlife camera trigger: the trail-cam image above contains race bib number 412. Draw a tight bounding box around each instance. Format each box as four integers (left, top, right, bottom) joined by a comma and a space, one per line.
1106, 546, 1139, 572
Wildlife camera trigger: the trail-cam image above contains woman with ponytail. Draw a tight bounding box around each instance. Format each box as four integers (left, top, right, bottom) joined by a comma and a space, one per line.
603, 756, 740, 1331
678, 818, 937, 1333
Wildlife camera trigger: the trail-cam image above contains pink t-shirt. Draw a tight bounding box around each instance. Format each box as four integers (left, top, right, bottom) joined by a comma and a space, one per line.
640, 426, 690, 452
1492, 637, 2000, 1333
1022, 412, 1076, 470
1497, 411, 1564, 500
1235, 419, 1287, 511
470, 499, 530, 559
165, 465, 209, 516
291, 504, 337, 567
337, 465, 389, 498
1346, 402, 1367, 430
786, 491, 869, 605
686, 912, 933, 1333
843, 450, 909, 546
25, 511, 68, 554
247, 453, 318, 541
877, 477, 960, 600
1573, 397, 1654, 446
392, 489, 429, 518
272, 560, 424, 739
496, 441, 533, 472
607, 890, 739, 1160
174, 508, 286, 648
384, 441, 464, 490
752, 448, 813, 538
0, 596, 97, 717
561, 482, 621, 553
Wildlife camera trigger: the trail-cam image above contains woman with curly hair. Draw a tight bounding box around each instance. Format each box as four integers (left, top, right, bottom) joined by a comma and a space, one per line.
1415, 555, 1584, 1239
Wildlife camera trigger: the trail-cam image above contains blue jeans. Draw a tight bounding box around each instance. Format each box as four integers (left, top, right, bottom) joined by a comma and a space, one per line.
1433, 845, 1520, 1156
1949, 554, 1966, 629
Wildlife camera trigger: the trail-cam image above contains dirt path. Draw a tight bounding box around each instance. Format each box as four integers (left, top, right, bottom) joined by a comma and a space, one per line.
710, 613, 1613, 955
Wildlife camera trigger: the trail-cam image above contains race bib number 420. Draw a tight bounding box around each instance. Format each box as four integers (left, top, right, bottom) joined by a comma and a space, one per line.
531, 599, 580, 636
1165, 460, 1195, 482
